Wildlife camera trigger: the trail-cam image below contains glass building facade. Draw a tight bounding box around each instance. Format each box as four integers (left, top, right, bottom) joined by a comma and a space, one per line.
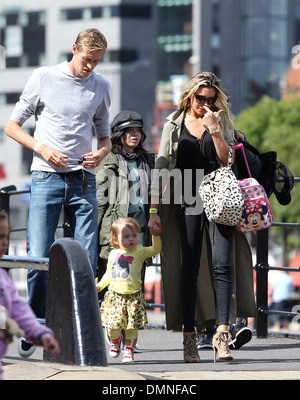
157, 0, 193, 81
241, 0, 289, 105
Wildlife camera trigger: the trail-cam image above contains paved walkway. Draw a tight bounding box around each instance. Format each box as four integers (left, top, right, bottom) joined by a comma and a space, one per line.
3, 326, 300, 381
3, 359, 299, 381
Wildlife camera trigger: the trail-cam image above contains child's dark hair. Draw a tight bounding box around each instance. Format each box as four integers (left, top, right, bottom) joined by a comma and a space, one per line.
111, 128, 147, 155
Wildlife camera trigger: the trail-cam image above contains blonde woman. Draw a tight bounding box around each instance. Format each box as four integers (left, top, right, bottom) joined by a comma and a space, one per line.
149, 72, 255, 363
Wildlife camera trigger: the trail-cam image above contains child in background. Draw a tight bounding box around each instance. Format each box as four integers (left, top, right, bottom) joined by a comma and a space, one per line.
96, 217, 161, 363
0, 211, 60, 380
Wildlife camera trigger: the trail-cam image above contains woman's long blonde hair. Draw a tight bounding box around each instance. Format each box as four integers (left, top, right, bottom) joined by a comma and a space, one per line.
178, 71, 234, 133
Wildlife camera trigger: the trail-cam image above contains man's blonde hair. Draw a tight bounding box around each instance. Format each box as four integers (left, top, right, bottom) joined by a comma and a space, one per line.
109, 217, 141, 249
75, 28, 107, 52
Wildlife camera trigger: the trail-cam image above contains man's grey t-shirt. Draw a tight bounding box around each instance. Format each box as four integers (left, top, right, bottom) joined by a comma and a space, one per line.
10, 61, 111, 174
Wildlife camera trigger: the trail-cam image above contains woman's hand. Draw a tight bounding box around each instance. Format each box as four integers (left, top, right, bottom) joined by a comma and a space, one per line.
202, 106, 230, 165
202, 106, 223, 132
234, 130, 245, 142
148, 213, 162, 236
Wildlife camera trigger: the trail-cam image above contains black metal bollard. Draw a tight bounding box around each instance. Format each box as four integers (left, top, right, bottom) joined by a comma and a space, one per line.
256, 229, 270, 338
43, 237, 108, 366
0, 185, 16, 215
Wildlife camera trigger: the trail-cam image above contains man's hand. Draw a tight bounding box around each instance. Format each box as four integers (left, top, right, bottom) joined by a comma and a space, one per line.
37, 144, 69, 168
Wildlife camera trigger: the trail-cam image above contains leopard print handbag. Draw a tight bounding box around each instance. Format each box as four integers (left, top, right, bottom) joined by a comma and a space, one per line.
198, 147, 244, 226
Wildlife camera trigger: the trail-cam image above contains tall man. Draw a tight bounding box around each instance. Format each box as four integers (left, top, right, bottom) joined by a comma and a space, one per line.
5, 28, 112, 323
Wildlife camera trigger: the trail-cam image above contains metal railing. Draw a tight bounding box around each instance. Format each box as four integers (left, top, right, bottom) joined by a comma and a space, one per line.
0, 185, 73, 239
1, 180, 300, 338
0, 186, 108, 365
255, 177, 300, 337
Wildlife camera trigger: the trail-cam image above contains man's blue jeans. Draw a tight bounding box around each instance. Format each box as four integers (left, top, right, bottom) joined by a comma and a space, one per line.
27, 170, 98, 318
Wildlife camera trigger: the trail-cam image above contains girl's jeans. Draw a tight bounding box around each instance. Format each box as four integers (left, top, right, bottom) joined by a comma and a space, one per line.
27, 170, 98, 318
177, 207, 234, 332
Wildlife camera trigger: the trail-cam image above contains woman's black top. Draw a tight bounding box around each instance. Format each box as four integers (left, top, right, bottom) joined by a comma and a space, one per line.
177, 123, 219, 203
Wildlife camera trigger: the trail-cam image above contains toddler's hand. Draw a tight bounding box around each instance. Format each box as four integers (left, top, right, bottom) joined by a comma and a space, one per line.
95, 278, 101, 292
42, 336, 60, 358
152, 225, 162, 236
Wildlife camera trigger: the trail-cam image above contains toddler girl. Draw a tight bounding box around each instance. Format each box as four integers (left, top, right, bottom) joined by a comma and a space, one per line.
96, 217, 161, 362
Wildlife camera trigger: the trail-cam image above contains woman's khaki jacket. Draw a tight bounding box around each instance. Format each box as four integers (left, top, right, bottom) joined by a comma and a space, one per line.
96, 151, 154, 261
96, 152, 129, 260
154, 110, 256, 330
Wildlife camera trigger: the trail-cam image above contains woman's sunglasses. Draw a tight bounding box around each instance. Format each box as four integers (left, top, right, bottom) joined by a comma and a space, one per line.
194, 94, 217, 105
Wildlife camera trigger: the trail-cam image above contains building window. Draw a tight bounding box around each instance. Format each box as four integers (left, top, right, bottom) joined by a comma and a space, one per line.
157, 1, 192, 81
242, 0, 289, 105
61, 8, 83, 20
115, 5, 151, 18
5, 57, 21, 68
61, 5, 152, 21
5, 12, 19, 26
5, 92, 21, 104
0, 91, 21, 105
158, 4, 192, 36
109, 49, 138, 63
157, 0, 193, 5
62, 49, 138, 64
0, 10, 45, 68
91, 7, 103, 19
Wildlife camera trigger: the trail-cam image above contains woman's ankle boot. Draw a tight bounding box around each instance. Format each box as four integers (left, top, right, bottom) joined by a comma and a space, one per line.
183, 331, 200, 363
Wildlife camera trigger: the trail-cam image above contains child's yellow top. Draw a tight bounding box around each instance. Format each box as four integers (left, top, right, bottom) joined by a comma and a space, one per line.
98, 236, 161, 294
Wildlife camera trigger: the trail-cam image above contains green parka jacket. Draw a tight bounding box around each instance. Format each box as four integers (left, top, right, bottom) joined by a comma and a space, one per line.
96, 151, 154, 261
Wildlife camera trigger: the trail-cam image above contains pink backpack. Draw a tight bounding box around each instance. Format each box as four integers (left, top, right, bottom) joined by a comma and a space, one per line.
232, 144, 273, 234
